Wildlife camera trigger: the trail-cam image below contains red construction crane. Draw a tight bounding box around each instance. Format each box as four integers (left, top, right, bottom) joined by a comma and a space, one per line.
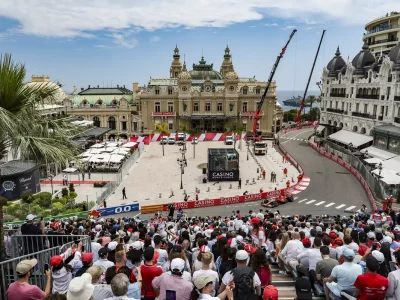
295, 30, 326, 123
253, 29, 297, 141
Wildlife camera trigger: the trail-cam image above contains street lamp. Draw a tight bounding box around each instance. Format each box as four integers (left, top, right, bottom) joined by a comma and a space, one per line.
177, 158, 185, 189
378, 162, 383, 177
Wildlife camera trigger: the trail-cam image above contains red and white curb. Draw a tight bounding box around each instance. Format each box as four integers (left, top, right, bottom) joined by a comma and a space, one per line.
291, 176, 310, 195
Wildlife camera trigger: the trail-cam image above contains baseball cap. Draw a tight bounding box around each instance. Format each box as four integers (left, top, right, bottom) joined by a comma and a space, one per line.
26, 214, 36, 221
329, 232, 337, 239
372, 250, 385, 263
130, 241, 142, 251
302, 238, 311, 247
194, 275, 216, 290
263, 285, 278, 300
107, 241, 118, 251
50, 256, 63, 268
16, 259, 38, 275
343, 248, 355, 259
171, 258, 185, 272
367, 232, 376, 239
295, 277, 312, 300
98, 248, 107, 258
143, 247, 155, 261
250, 217, 260, 225
335, 238, 343, 246
78, 226, 84, 231
383, 236, 393, 244
81, 253, 94, 264
236, 250, 249, 261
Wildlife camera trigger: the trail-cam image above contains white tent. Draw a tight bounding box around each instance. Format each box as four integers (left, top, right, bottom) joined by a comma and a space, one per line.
88, 154, 110, 163
364, 158, 383, 165
90, 143, 105, 148
101, 147, 118, 153
79, 156, 91, 162
109, 154, 125, 163
106, 142, 119, 147
77, 152, 91, 158
112, 148, 130, 155
122, 142, 137, 148
372, 168, 400, 185
63, 167, 77, 173
87, 148, 103, 154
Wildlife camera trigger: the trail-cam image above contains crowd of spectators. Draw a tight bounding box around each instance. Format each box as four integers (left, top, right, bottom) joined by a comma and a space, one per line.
5, 205, 400, 300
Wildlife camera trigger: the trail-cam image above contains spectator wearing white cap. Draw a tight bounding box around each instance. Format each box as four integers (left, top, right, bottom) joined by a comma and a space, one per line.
152, 258, 193, 300
21, 214, 44, 254
219, 250, 261, 297
67, 273, 94, 300
192, 275, 234, 300
6, 258, 51, 300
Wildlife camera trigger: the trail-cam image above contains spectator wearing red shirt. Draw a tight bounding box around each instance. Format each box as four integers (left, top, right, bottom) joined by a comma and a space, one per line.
354, 256, 388, 300
105, 250, 137, 284
357, 233, 369, 256
140, 247, 163, 300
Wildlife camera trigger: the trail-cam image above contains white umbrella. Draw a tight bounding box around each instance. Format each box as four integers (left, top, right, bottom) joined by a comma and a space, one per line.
77, 152, 91, 158
101, 147, 118, 153
112, 148, 130, 155
88, 148, 103, 154
79, 157, 91, 162
89, 154, 110, 163
122, 142, 137, 148
106, 142, 119, 147
90, 143, 105, 148
109, 154, 125, 163
63, 167, 77, 173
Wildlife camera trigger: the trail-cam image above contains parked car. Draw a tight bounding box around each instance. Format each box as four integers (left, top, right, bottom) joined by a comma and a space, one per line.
168, 137, 176, 144
191, 138, 199, 144
160, 137, 168, 144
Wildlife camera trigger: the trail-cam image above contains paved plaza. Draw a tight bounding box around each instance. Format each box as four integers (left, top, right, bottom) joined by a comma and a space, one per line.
105, 139, 299, 207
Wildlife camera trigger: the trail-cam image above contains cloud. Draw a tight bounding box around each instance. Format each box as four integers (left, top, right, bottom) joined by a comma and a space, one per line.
249, 25, 257, 28
95, 45, 111, 48
264, 23, 279, 27
285, 25, 296, 29
110, 33, 138, 48
150, 36, 160, 42
0, 0, 397, 39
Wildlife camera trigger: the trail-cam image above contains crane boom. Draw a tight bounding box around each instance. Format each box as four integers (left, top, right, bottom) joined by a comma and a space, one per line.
253, 29, 297, 141
295, 30, 326, 123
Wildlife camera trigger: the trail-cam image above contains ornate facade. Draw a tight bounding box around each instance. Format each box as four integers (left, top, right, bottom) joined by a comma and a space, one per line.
320, 42, 400, 138
137, 46, 278, 136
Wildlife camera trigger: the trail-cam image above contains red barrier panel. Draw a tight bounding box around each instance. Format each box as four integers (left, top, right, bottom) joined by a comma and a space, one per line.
308, 141, 377, 211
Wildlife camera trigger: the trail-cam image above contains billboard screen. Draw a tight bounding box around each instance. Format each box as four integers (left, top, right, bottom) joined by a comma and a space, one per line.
207, 148, 240, 182
1, 169, 41, 201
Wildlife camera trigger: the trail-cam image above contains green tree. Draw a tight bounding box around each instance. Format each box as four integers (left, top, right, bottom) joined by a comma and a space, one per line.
309, 107, 321, 121
0, 53, 78, 261
284, 109, 298, 122
152, 123, 170, 156
305, 95, 316, 108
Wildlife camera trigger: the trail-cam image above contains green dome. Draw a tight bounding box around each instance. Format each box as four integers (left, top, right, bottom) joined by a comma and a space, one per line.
190, 56, 223, 80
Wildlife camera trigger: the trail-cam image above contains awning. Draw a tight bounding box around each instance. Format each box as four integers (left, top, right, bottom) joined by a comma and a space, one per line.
371, 168, 400, 185
382, 156, 400, 173
360, 146, 398, 161
316, 125, 325, 133
364, 157, 383, 165
328, 130, 373, 147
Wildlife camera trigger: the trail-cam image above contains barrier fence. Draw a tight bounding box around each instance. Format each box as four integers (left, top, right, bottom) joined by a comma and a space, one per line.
308, 141, 378, 211
1, 235, 91, 300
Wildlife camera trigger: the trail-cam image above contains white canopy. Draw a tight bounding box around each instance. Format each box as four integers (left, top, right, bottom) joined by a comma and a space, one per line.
101, 147, 118, 153
63, 167, 77, 173
90, 143, 105, 148
364, 157, 383, 165
106, 142, 119, 147
372, 168, 400, 185
328, 130, 373, 147
79, 156, 91, 162
109, 154, 125, 163
360, 146, 398, 161
316, 125, 325, 134
382, 156, 400, 173
122, 142, 137, 148
77, 152, 91, 158
88, 154, 110, 162
112, 148, 130, 155
87, 148, 103, 154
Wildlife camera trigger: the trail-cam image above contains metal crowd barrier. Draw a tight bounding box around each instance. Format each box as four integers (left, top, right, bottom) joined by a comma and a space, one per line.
1, 235, 91, 300
10, 235, 91, 259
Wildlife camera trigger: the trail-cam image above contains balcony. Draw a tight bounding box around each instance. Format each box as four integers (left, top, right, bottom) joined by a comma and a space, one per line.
364, 24, 400, 36
240, 111, 264, 116
395, 116, 400, 124
356, 94, 379, 100
368, 37, 399, 45
351, 112, 376, 119
329, 93, 346, 98
395, 96, 400, 102
327, 108, 345, 114
152, 111, 176, 116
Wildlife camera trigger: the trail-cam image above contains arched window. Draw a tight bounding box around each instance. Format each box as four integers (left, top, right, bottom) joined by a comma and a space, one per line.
93, 116, 101, 127
82, 100, 88, 105
108, 116, 116, 130
242, 86, 248, 95
155, 87, 160, 95
255, 86, 261, 94
111, 99, 118, 106
96, 99, 103, 105
168, 86, 173, 95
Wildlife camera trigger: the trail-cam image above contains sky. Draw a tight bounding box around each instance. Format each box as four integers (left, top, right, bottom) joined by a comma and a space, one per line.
0, 0, 399, 93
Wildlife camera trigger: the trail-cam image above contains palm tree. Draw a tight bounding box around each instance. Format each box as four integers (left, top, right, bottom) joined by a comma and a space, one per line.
305, 95, 316, 108
0, 53, 78, 261
152, 123, 170, 156
225, 122, 246, 149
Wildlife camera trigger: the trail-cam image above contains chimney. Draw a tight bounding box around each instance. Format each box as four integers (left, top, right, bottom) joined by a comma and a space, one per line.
117, 84, 119, 88
81, 87, 84, 91
97, 85, 99, 88
88, 85, 90, 88
133, 82, 139, 92
123, 85, 126, 88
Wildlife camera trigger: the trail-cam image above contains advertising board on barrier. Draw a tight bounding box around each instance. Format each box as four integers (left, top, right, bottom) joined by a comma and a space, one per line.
165, 189, 288, 210
98, 203, 139, 216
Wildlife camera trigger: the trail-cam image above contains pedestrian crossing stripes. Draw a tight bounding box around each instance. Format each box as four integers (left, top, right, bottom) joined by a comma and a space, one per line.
293, 198, 361, 212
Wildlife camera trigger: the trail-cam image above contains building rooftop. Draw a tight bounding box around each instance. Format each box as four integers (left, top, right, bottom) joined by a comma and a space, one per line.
373, 125, 400, 137
0, 161, 40, 177
73, 127, 112, 140
79, 87, 132, 95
